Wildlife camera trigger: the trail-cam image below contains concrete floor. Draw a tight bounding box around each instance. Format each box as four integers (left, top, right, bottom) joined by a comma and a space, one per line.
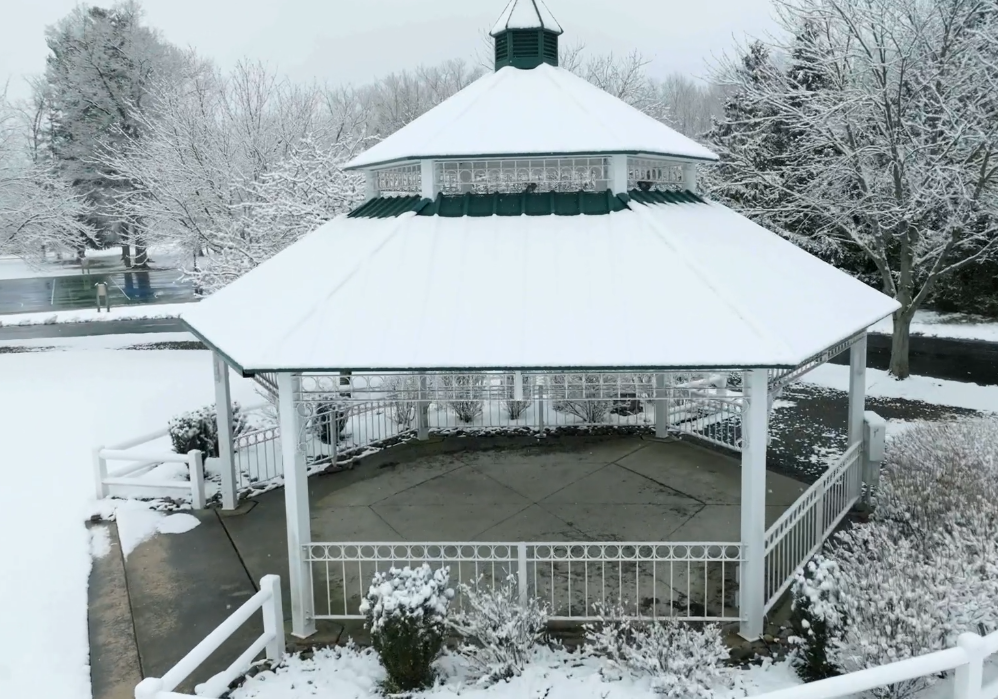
223, 435, 807, 622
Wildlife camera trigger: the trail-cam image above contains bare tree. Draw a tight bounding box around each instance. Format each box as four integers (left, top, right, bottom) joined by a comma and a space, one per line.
708, 0, 998, 378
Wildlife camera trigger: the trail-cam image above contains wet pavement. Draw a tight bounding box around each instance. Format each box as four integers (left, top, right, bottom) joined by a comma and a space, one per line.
829, 333, 998, 387
0, 268, 193, 315
0, 318, 186, 341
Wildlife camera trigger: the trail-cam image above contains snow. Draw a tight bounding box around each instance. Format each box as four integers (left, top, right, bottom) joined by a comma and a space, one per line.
183, 200, 897, 373
90, 525, 112, 559
346, 63, 718, 169
803, 364, 998, 413
0, 301, 195, 327
230, 646, 802, 699
116, 505, 201, 558
870, 310, 998, 343
0, 347, 259, 699
491, 0, 563, 34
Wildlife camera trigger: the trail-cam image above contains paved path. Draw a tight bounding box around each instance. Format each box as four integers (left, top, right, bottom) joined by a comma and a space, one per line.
0, 317, 185, 341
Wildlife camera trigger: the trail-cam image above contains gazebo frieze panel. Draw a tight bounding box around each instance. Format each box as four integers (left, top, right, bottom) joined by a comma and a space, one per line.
768, 331, 867, 393
435, 157, 610, 194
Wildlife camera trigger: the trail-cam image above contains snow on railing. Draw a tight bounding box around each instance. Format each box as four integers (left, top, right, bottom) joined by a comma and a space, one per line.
762, 443, 863, 612
752, 630, 998, 699
305, 541, 742, 623
134, 575, 285, 699
93, 428, 206, 509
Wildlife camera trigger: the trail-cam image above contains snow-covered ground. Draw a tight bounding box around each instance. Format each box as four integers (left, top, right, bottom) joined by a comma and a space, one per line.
869, 310, 998, 343
802, 363, 998, 413
0, 347, 258, 699
0, 331, 198, 351
0, 301, 195, 327
232, 646, 801, 699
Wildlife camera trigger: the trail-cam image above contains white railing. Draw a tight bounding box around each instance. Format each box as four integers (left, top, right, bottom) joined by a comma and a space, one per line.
304, 541, 742, 623
234, 424, 283, 492
93, 428, 206, 509
134, 575, 285, 699
753, 630, 998, 699
762, 443, 864, 611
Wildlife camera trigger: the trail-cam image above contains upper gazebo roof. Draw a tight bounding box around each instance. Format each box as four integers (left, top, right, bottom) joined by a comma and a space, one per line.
345, 64, 719, 170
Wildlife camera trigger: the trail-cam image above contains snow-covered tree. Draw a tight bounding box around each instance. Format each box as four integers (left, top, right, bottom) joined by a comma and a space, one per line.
43, 0, 181, 265
0, 84, 94, 256
706, 0, 998, 378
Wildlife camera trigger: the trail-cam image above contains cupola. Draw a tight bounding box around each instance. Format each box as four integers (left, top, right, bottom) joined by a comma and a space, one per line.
491, 0, 563, 71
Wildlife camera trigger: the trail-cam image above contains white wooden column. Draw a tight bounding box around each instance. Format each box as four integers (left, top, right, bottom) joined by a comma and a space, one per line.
421, 160, 437, 200
364, 170, 379, 202
213, 352, 237, 511
682, 163, 698, 192
654, 373, 669, 438
740, 368, 769, 640
848, 334, 868, 447
277, 372, 315, 638
609, 154, 628, 195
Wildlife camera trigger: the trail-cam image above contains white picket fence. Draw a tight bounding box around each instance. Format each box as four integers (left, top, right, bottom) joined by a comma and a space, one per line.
754, 630, 998, 699
134, 575, 285, 699
93, 428, 206, 509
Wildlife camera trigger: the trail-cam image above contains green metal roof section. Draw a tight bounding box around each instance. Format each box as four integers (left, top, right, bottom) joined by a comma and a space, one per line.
347, 189, 704, 219
625, 189, 705, 206
347, 195, 428, 219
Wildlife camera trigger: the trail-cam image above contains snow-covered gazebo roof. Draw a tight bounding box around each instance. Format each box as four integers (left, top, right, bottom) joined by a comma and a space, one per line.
181, 0, 899, 376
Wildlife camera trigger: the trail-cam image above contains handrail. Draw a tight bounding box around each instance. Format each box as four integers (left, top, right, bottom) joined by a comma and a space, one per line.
134, 575, 285, 699
753, 631, 998, 699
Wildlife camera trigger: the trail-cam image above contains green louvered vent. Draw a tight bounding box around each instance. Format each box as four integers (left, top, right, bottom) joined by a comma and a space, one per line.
495, 29, 560, 70
543, 32, 558, 62
495, 33, 509, 65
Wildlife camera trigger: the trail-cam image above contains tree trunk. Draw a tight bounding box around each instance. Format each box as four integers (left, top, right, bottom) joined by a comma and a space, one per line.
134, 237, 148, 268
889, 311, 913, 379
121, 244, 131, 268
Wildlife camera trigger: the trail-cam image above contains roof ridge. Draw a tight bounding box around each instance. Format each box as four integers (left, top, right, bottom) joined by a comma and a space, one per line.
628, 200, 799, 364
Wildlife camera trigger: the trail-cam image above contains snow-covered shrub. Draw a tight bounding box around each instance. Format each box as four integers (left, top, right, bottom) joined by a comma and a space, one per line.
584, 606, 730, 698
311, 401, 349, 445
501, 373, 533, 421
443, 375, 484, 424
876, 418, 998, 543
551, 373, 616, 423
384, 376, 418, 429
448, 576, 549, 685
360, 564, 454, 693
168, 403, 247, 458
789, 556, 844, 682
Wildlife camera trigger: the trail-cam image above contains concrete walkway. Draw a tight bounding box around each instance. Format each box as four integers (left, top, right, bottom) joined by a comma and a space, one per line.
90, 435, 807, 698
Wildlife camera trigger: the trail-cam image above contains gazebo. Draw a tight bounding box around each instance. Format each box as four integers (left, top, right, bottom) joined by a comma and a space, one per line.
182, 0, 899, 642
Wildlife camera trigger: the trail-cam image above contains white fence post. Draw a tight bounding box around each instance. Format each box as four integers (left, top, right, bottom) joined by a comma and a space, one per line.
417, 372, 429, 441
261, 574, 286, 662
188, 450, 206, 510
955, 633, 986, 699
93, 445, 108, 500
517, 543, 529, 607
654, 373, 669, 438
214, 353, 238, 511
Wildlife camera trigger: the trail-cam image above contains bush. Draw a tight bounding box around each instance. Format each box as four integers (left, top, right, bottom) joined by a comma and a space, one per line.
789, 419, 998, 698
502, 373, 532, 420
360, 565, 453, 693
312, 401, 349, 445
384, 376, 418, 429
789, 556, 844, 682
168, 403, 247, 458
443, 375, 484, 424
551, 374, 616, 423
448, 576, 549, 685
584, 606, 730, 698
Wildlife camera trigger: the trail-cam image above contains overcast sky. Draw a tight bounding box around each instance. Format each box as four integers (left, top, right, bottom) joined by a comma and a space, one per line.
1, 0, 781, 101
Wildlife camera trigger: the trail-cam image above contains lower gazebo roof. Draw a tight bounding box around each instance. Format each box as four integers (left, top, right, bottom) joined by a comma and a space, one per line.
182, 195, 898, 375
